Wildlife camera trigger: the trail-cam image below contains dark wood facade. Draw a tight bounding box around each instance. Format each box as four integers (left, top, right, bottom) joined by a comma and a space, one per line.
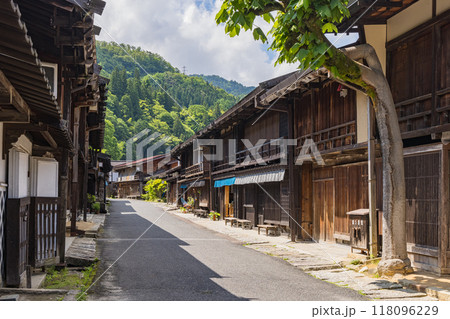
0, 0, 107, 287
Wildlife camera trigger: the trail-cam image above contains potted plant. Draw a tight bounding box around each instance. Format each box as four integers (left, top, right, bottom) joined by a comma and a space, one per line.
91, 202, 101, 214
209, 211, 220, 221
187, 197, 195, 213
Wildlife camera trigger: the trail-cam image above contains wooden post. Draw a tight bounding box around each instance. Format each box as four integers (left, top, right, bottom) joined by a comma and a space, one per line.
439, 143, 449, 271
83, 161, 88, 221
71, 107, 80, 235
59, 73, 71, 262
368, 98, 378, 258
26, 265, 31, 288
58, 149, 69, 263
208, 155, 214, 212
80, 107, 88, 222
288, 98, 297, 241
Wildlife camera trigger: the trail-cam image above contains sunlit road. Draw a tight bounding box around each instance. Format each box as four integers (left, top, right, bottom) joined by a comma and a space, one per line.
90, 199, 366, 301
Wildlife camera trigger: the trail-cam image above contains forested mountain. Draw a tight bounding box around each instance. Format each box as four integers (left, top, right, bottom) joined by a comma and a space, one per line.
97, 41, 177, 77
193, 74, 255, 97
97, 42, 240, 160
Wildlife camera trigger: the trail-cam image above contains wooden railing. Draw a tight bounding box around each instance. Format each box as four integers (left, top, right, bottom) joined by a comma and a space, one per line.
184, 162, 210, 177
394, 87, 450, 137
212, 138, 284, 173
29, 197, 60, 268
297, 121, 356, 152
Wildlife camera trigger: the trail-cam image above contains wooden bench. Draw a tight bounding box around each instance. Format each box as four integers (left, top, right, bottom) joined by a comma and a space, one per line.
224, 217, 237, 226
257, 224, 279, 236
193, 209, 208, 218
264, 219, 290, 234
236, 219, 252, 229
126, 195, 140, 200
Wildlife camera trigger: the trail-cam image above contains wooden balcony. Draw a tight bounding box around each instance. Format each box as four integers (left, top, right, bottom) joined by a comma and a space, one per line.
212, 138, 284, 174
297, 121, 356, 153
184, 162, 210, 178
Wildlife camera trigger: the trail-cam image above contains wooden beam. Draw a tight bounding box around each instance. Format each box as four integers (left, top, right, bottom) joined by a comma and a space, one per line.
41, 130, 58, 149
255, 104, 288, 113
0, 69, 30, 116
0, 109, 29, 122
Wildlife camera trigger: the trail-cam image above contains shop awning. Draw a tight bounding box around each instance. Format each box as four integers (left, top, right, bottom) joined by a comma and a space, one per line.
214, 177, 236, 188
191, 180, 205, 188
180, 183, 189, 189
234, 169, 285, 185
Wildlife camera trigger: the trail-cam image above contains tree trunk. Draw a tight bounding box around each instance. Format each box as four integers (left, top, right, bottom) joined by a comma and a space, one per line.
340, 44, 411, 275
370, 78, 408, 262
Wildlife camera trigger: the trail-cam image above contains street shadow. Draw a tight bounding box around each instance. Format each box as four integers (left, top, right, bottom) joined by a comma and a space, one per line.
93, 200, 247, 301
109, 199, 137, 213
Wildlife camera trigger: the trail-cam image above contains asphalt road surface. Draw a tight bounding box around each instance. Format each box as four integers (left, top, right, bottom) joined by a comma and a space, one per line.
90, 199, 367, 301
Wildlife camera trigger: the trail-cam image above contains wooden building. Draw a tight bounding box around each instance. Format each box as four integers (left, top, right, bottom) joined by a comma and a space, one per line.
0, 0, 107, 287
113, 154, 176, 199
168, 0, 450, 274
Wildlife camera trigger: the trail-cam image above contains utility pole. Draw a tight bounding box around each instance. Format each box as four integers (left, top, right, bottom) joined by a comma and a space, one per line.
182, 66, 187, 75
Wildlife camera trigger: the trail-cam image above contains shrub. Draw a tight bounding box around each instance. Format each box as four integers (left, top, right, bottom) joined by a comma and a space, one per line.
142, 179, 167, 201
209, 211, 220, 221
91, 202, 101, 213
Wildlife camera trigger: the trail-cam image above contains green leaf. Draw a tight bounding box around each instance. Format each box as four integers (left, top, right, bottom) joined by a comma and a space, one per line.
296, 48, 309, 62
297, 0, 310, 10
331, 0, 340, 9
314, 42, 329, 55
253, 27, 267, 42
262, 13, 274, 23
318, 5, 332, 18
322, 22, 338, 34
331, 66, 340, 77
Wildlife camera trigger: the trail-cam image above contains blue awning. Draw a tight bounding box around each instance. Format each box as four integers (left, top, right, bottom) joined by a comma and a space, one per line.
214, 177, 236, 188
180, 183, 189, 189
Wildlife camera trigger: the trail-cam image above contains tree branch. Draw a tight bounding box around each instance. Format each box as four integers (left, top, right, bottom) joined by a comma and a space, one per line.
340, 44, 384, 75
244, 1, 285, 15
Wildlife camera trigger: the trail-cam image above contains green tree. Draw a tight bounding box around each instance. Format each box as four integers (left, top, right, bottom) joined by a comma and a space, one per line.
172, 115, 185, 138
216, 0, 408, 274
142, 179, 167, 201
110, 67, 127, 99
212, 103, 222, 119
119, 94, 132, 119
104, 119, 124, 160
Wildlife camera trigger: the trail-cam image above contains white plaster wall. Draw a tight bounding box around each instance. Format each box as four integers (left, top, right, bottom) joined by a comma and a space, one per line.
364, 25, 387, 75
0, 123, 6, 184
31, 157, 58, 197
387, 0, 433, 41
8, 149, 29, 199
8, 134, 31, 199
437, 0, 450, 15
356, 91, 369, 144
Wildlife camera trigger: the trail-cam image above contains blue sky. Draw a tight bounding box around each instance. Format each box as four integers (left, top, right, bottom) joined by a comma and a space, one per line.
96, 0, 358, 86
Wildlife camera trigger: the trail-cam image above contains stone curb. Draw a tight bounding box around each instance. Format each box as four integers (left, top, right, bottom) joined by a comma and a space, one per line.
397, 279, 450, 301
300, 264, 342, 271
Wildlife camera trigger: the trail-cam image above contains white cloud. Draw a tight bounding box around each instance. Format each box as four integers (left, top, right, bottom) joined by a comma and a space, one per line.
95, 1, 358, 87
95, 0, 297, 86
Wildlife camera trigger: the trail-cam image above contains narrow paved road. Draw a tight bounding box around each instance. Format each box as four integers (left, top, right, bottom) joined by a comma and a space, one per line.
90, 199, 366, 301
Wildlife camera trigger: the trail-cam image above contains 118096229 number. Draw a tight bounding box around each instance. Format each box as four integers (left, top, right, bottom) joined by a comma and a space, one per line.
372, 305, 438, 316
